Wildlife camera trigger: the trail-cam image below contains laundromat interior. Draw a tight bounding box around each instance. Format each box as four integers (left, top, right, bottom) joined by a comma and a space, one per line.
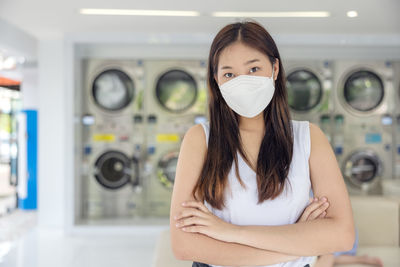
0, 0, 400, 266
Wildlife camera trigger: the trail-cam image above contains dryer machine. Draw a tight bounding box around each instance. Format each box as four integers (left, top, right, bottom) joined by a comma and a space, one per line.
332, 60, 394, 196
285, 60, 334, 142
78, 59, 146, 223
143, 59, 208, 218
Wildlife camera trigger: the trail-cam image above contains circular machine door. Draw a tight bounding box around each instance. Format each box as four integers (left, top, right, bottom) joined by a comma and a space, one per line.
155, 69, 198, 113
157, 151, 179, 188
343, 70, 384, 112
286, 69, 323, 112
343, 150, 382, 189
94, 150, 135, 190
92, 69, 135, 111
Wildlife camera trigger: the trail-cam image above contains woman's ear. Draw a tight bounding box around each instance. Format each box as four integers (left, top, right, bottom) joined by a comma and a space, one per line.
273, 58, 279, 81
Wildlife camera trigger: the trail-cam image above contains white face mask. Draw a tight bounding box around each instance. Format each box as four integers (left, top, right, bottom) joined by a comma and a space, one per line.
218, 63, 275, 118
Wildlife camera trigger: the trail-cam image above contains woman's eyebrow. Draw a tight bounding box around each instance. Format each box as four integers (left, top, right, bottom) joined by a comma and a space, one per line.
220, 59, 260, 70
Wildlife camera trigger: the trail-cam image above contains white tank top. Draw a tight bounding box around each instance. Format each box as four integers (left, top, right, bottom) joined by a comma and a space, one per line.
200, 120, 317, 267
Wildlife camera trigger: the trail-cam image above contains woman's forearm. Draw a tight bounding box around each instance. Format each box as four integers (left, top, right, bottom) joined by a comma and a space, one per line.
232, 218, 355, 256
172, 229, 301, 266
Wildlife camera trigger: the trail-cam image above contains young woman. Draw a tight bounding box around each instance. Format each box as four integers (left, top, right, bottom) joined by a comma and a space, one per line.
170, 20, 355, 267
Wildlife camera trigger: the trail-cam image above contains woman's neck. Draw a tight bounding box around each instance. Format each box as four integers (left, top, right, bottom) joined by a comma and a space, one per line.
238, 113, 265, 133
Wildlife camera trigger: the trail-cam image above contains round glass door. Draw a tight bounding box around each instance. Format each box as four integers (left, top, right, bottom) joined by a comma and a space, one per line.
94, 150, 133, 190
92, 69, 135, 111
287, 70, 323, 112
156, 70, 197, 112
343, 151, 382, 188
343, 70, 384, 112
157, 151, 179, 188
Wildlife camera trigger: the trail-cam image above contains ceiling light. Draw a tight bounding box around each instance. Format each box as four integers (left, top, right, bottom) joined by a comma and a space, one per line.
4, 57, 16, 69
0, 57, 17, 70
347, 11, 358, 18
79, 9, 200, 17
212, 11, 330, 18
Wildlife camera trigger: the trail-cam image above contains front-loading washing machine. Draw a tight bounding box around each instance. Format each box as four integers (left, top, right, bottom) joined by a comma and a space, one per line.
79, 59, 146, 223
143, 59, 208, 218
332, 60, 394, 196
285, 60, 334, 142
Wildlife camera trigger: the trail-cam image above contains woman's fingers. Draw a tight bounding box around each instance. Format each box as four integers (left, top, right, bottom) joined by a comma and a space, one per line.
174, 207, 206, 221
175, 215, 208, 228
298, 197, 318, 222
303, 197, 324, 216
298, 196, 329, 222
308, 201, 329, 220
180, 225, 206, 234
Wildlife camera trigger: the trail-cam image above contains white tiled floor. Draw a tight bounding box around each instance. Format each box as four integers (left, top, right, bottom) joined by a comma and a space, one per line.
0, 211, 164, 267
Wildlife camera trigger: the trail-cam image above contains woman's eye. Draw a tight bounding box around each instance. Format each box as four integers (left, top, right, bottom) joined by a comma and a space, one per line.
224, 73, 234, 78
250, 67, 259, 73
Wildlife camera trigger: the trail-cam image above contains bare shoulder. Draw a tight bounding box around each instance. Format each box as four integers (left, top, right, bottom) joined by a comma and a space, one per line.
176, 123, 208, 183
308, 121, 334, 170
182, 123, 207, 150
308, 122, 332, 156
308, 122, 327, 144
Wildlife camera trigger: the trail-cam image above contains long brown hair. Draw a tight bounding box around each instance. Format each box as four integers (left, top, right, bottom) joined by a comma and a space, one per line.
192, 20, 293, 210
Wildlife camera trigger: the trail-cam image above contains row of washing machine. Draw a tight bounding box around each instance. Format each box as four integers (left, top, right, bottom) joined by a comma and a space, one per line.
77, 59, 208, 223
286, 60, 397, 196
75, 58, 400, 224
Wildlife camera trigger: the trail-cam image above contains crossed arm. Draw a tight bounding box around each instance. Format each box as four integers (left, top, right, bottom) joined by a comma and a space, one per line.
232, 215, 353, 256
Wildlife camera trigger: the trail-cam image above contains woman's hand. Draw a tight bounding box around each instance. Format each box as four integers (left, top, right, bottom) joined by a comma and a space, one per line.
174, 201, 238, 243
296, 196, 330, 223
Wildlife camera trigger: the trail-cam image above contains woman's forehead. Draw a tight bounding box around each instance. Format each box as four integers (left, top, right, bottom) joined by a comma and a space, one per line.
220, 42, 262, 57
218, 44, 268, 69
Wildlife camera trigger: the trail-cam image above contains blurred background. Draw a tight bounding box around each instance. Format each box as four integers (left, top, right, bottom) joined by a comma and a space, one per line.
0, 0, 400, 266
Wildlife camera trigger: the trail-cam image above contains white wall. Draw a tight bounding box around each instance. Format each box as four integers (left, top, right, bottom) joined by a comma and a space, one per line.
37, 38, 66, 229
